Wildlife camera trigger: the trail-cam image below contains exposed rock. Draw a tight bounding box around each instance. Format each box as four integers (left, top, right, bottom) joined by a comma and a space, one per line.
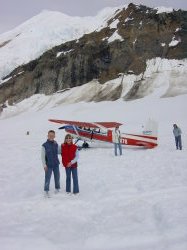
0, 40, 11, 48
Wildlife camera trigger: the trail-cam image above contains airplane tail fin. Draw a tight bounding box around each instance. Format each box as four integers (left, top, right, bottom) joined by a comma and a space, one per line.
142, 119, 158, 138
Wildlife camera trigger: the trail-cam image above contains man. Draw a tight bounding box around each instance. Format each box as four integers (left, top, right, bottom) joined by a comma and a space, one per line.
41, 130, 60, 196
173, 124, 182, 150
112, 126, 122, 156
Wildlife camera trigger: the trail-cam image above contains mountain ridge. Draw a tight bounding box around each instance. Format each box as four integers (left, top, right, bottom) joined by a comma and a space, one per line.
0, 3, 186, 105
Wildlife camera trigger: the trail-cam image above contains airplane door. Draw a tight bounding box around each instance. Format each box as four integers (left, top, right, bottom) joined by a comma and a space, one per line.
108, 130, 113, 142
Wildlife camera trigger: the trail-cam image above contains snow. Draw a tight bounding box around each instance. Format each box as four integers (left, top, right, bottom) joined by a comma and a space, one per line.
96, 5, 128, 31
135, 58, 187, 98
107, 30, 124, 43
56, 49, 73, 57
155, 7, 174, 14
0, 89, 187, 250
56, 52, 63, 58
109, 19, 119, 29
124, 17, 134, 23
169, 38, 180, 47
175, 28, 181, 32
0, 76, 12, 84
145, 58, 186, 76
133, 38, 137, 45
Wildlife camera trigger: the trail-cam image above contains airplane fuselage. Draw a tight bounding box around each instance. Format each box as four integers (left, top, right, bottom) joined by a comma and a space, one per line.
65, 126, 157, 148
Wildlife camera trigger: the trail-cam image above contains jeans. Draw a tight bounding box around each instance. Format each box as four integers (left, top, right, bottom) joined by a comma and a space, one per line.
114, 143, 122, 156
44, 165, 60, 191
175, 135, 182, 150
65, 167, 79, 194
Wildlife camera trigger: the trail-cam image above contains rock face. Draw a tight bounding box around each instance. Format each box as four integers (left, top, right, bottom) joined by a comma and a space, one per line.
0, 3, 186, 104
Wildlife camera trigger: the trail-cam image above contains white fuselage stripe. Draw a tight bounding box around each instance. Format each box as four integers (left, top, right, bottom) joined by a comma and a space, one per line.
122, 134, 157, 143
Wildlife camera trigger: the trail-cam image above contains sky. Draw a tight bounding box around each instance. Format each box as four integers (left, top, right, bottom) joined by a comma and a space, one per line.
0, 0, 187, 34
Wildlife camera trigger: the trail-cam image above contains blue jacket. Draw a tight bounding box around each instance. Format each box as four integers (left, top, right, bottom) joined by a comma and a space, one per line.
173, 127, 182, 137
42, 140, 60, 168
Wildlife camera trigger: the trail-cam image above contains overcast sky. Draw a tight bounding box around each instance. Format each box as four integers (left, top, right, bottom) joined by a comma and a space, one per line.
0, 0, 186, 34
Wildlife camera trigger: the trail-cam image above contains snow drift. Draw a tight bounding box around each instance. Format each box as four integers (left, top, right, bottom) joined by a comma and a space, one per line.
0, 91, 187, 250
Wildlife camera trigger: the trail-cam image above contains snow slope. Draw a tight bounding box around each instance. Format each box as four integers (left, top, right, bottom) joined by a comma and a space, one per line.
0, 92, 187, 250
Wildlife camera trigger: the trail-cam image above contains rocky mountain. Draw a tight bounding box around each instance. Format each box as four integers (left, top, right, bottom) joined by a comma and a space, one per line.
0, 3, 187, 105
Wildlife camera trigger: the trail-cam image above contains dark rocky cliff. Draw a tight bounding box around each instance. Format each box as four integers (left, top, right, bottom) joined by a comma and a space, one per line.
0, 3, 186, 104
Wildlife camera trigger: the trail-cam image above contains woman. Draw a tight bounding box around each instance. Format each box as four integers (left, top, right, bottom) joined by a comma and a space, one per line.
61, 134, 79, 194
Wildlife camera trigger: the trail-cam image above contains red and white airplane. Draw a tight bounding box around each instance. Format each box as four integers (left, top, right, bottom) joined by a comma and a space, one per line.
49, 119, 158, 149
49, 119, 158, 148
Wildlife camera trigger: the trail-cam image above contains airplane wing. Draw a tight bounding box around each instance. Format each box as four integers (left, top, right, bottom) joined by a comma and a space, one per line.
49, 119, 122, 128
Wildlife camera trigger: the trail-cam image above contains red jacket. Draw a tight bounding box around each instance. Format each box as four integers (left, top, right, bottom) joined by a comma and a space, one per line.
61, 143, 78, 168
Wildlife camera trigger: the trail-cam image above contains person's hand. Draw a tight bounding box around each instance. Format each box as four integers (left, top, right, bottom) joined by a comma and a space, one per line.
67, 162, 72, 167
44, 166, 48, 172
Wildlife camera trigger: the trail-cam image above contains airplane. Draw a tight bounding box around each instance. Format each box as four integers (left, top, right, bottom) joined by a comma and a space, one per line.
49, 119, 158, 149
